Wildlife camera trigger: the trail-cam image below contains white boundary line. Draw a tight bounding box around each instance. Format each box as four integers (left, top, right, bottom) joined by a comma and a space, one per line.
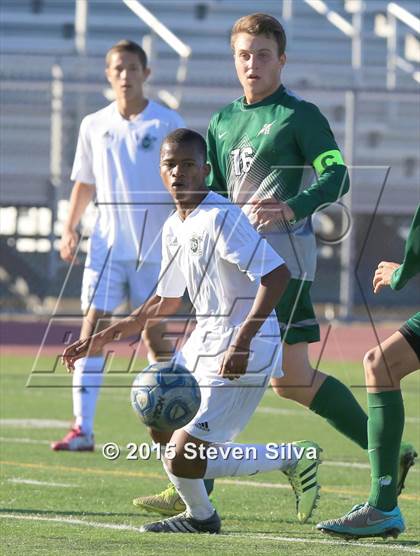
7, 478, 76, 488
0, 514, 419, 552
0, 419, 70, 429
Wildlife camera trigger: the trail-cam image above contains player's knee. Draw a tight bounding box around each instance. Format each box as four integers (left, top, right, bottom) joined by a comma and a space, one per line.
363, 347, 385, 382
165, 451, 193, 478
271, 383, 296, 400
147, 427, 172, 445
142, 327, 172, 361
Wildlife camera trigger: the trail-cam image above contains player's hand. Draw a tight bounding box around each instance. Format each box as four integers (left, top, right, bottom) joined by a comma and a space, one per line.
249, 197, 296, 232
60, 228, 80, 264
373, 261, 400, 294
218, 343, 250, 381
61, 334, 105, 372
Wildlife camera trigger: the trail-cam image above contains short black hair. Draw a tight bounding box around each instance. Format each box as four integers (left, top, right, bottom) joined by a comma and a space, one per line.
106, 40, 148, 70
161, 128, 207, 161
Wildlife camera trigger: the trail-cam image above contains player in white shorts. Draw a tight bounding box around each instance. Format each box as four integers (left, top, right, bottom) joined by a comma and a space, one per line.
52, 40, 184, 452
62, 129, 322, 532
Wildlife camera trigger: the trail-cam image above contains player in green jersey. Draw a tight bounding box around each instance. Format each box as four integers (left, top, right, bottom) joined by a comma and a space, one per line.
133, 12, 416, 520
318, 205, 420, 540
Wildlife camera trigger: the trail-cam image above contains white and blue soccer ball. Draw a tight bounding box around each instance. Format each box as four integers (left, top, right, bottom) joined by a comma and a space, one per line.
131, 362, 201, 432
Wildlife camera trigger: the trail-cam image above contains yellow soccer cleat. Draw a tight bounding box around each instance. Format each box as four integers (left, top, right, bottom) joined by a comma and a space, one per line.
133, 483, 186, 516
284, 440, 322, 524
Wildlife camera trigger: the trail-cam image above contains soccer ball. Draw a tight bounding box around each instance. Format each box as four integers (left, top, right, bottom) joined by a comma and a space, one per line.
131, 362, 201, 432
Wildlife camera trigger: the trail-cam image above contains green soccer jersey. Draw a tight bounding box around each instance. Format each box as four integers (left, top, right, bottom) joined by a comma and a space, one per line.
391, 205, 420, 291
207, 85, 349, 280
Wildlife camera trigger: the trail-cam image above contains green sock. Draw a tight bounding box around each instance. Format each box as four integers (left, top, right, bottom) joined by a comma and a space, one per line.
367, 390, 404, 511
310, 375, 368, 449
204, 479, 214, 496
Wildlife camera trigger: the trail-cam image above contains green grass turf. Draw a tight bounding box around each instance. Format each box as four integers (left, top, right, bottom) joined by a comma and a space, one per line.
1, 355, 419, 555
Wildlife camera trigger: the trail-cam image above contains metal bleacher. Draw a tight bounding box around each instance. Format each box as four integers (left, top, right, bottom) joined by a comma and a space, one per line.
0, 0, 419, 308
1, 1, 419, 208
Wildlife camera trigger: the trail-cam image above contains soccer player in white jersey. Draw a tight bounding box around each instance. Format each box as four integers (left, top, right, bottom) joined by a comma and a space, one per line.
62, 129, 322, 532
52, 40, 184, 451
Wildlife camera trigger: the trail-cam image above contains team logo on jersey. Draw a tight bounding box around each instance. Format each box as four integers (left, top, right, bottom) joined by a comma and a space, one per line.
190, 233, 204, 256
102, 130, 115, 145
138, 133, 157, 150
257, 121, 276, 136
195, 421, 210, 432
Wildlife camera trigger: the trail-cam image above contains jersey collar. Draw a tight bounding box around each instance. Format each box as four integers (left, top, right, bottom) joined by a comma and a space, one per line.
113, 99, 152, 122
241, 85, 285, 110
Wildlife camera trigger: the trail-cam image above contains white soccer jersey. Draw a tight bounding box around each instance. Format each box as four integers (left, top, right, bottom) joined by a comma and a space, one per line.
157, 191, 285, 378
71, 100, 184, 262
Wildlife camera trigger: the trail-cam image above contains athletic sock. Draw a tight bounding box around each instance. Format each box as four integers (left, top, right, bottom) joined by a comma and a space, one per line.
203, 442, 297, 479
72, 356, 105, 436
204, 479, 214, 495
163, 463, 214, 520
310, 375, 368, 450
367, 390, 404, 511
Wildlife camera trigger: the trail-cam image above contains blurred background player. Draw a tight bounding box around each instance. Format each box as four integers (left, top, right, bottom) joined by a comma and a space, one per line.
62, 129, 322, 533
317, 204, 419, 540
52, 40, 184, 451
134, 12, 416, 514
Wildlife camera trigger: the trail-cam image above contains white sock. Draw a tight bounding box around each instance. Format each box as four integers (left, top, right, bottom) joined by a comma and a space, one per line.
147, 351, 157, 364
72, 356, 105, 435
163, 462, 214, 521
203, 442, 297, 478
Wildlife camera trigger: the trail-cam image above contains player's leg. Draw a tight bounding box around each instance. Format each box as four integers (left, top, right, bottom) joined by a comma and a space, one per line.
129, 261, 215, 511
272, 279, 369, 449
364, 326, 419, 510
51, 307, 111, 451
140, 430, 221, 533
317, 322, 419, 539
128, 261, 175, 363
142, 321, 174, 362
272, 281, 416, 488
140, 373, 322, 533
272, 342, 369, 449
52, 258, 125, 451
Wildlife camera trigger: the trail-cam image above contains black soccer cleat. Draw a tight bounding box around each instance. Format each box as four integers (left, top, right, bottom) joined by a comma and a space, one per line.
397, 442, 417, 496
140, 510, 221, 534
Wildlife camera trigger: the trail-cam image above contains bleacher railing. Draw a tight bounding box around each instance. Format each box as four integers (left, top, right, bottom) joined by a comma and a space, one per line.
283, 0, 364, 85
122, 0, 191, 109
374, 2, 420, 88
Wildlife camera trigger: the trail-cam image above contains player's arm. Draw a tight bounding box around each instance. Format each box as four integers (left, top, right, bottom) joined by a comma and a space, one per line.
62, 295, 182, 370
216, 208, 290, 379
251, 103, 349, 226
219, 263, 290, 379
60, 181, 95, 263
206, 115, 228, 194
374, 206, 420, 293
286, 103, 349, 222
61, 115, 97, 263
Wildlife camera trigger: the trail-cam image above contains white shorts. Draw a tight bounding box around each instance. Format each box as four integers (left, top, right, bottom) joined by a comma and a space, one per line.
183, 373, 271, 443
177, 317, 283, 443
81, 258, 160, 313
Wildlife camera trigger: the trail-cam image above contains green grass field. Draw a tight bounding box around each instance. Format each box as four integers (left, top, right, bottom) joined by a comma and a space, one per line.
1, 355, 419, 555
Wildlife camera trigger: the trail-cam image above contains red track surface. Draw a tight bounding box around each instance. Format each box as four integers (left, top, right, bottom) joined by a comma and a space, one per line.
1, 319, 397, 363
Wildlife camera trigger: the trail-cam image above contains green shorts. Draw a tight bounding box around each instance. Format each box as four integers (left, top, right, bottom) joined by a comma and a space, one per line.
406, 311, 420, 337
400, 311, 420, 361
275, 278, 320, 345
